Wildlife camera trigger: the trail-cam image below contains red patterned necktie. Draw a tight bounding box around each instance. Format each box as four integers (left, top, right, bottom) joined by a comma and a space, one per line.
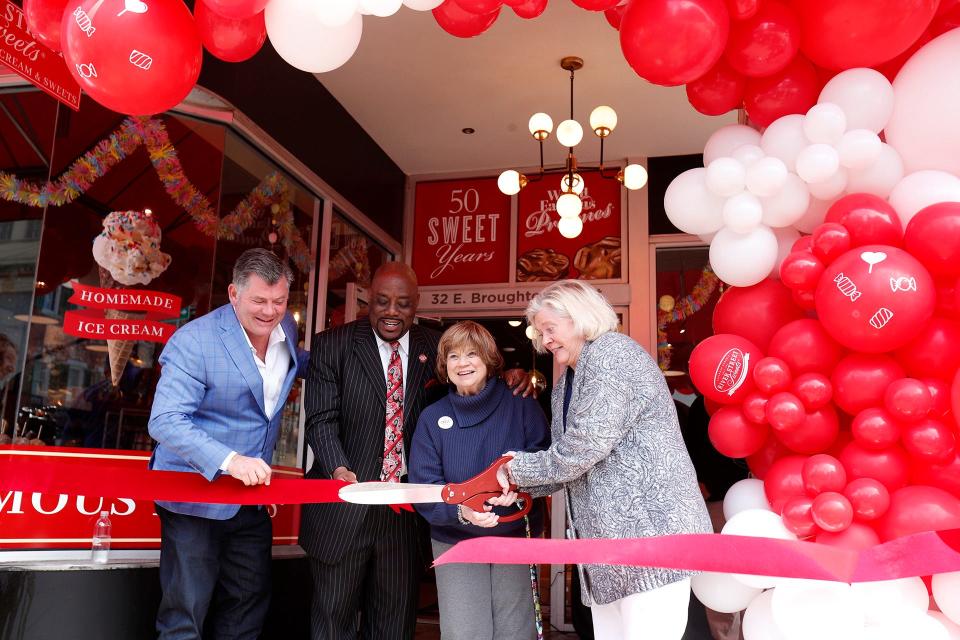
381, 341, 404, 482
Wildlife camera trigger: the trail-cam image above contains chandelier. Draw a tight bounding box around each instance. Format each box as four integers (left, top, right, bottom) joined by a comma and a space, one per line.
497, 56, 648, 239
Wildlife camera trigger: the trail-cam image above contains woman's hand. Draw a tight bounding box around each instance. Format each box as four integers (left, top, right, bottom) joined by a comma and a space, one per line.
461, 504, 499, 528
496, 455, 516, 493
486, 491, 518, 507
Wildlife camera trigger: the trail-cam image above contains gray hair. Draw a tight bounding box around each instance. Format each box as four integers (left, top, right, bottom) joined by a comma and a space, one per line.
232, 248, 293, 292
525, 280, 619, 353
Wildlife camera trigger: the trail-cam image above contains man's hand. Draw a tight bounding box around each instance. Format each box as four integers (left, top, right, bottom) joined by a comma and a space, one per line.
227, 455, 272, 486
332, 466, 357, 483
462, 504, 499, 528
503, 368, 536, 398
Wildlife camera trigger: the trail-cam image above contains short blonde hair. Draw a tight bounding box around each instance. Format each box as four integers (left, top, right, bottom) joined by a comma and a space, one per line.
525, 280, 619, 353
436, 321, 504, 384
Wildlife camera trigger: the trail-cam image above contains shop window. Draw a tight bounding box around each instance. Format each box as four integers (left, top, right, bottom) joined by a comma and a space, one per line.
323, 209, 391, 329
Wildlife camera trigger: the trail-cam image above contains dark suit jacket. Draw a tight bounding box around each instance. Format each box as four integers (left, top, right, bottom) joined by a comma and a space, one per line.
299, 317, 442, 562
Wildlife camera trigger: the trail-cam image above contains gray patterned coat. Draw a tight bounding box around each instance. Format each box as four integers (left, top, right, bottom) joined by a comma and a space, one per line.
510, 331, 712, 606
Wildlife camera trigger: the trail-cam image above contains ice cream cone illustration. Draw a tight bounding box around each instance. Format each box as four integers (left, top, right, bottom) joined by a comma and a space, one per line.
92, 211, 171, 386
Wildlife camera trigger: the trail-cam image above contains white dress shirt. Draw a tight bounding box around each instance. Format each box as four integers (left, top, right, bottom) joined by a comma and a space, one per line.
374, 329, 410, 475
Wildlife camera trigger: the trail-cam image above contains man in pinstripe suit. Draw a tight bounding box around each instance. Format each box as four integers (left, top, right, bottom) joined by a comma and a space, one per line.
300, 262, 532, 639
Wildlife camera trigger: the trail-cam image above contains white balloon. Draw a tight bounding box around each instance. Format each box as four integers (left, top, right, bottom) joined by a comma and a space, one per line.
732, 144, 765, 167
761, 173, 811, 228
807, 167, 848, 200
664, 168, 726, 235
796, 144, 840, 184
930, 611, 960, 640
851, 577, 929, 625
886, 29, 960, 175
771, 580, 866, 640
315, 0, 359, 26
706, 157, 747, 197
846, 143, 904, 198
793, 197, 835, 234
819, 68, 894, 134
743, 590, 789, 640
698, 231, 717, 243
266, 2, 362, 73
721, 507, 797, 588
402, 0, 443, 9
933, 572, 960, 626
888, 170, 960, 227
838, 129, 882, 170
772, 227, 801, 279
863, 611, 949, 640
692, 572, 763, 613
761, 114, 809, 173
804, 103, 847, 146
704, 124, 762, 166
723, 479, 772, 521
746, 156, 788, 197
723, 192, 763, 233
360, 0, 402, 16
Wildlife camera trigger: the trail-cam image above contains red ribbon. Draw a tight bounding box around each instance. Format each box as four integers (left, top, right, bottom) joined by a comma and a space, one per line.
68, 283, 182, 318
63, 309, 177, 344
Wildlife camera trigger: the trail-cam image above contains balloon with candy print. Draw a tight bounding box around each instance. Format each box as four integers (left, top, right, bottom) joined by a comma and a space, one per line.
814, 245, 936, 353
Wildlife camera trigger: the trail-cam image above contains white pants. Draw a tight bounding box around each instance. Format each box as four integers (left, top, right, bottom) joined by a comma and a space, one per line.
591, 578, 692, 640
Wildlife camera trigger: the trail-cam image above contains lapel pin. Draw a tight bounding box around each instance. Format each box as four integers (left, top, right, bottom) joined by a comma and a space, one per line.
418, 354, 428, 363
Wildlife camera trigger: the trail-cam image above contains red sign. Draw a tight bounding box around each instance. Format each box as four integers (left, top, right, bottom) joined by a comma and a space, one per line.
516, 171, 623, 282
0, 447, 302, 550
412, 178, 511, 286
0, 1, 81, 111
63, 284, 183, 344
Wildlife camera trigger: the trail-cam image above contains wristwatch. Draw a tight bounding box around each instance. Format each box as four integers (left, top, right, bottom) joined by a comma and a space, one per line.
457, 504, 470, 525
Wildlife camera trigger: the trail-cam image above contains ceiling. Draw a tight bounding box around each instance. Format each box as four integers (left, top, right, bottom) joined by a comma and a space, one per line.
317, 2, 737, 176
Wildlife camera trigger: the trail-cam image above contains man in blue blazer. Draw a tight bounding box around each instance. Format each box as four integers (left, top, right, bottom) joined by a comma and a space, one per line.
149, 248, 308, 640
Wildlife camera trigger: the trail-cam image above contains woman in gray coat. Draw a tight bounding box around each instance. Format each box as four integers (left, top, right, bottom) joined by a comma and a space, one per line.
497, 279, 712, 639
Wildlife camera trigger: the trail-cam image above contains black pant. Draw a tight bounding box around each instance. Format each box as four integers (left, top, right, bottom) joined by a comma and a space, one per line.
157, 505, 272, 640
308, 506, 421, 640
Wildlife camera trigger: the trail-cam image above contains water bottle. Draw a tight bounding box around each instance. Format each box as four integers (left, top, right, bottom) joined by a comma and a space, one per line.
91, 510, 111, 564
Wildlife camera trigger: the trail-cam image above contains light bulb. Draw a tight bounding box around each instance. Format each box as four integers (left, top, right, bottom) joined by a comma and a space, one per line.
556, 119, 583, 148
560, 172, 584, 195
558, 216, 583, 238
525, 325, 536, 340
555, 192, 583, 219
508, 320, 522, 327
620, 163, 648, 190
589, 106, 617, 136
497, 170, 526, 195
528, 113, 553, 140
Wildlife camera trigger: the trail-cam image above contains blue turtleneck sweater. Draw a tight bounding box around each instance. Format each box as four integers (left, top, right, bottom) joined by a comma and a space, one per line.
409, 377, 550, 543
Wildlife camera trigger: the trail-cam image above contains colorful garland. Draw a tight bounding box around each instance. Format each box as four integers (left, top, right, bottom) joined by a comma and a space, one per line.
0, 116, 311, 273
657, 266, 721, 372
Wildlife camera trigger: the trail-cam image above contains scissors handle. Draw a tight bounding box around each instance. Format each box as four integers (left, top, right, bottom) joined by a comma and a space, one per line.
441, 454, 532, 522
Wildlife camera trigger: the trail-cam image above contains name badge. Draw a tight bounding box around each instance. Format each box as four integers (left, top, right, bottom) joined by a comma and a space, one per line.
438, 416, 454, 429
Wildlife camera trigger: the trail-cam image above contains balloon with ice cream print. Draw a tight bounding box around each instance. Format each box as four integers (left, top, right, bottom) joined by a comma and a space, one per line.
61, 0, 202, 115
814, 245, 935, 353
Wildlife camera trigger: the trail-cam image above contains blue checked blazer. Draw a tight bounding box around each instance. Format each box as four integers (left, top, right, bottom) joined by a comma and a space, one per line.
148, 303, 308, 520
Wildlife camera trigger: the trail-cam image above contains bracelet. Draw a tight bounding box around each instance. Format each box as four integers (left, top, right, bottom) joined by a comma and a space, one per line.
457, 504, 470, 525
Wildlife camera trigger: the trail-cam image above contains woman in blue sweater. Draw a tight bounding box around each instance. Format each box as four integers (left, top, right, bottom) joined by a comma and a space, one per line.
410, 320, 549, 640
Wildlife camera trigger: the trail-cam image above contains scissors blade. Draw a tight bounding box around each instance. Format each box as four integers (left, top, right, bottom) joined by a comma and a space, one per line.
338, 482, 445, 505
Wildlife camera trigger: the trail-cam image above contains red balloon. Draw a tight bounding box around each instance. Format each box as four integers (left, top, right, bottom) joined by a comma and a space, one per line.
803, 454, 847, 496
792, 373, 832, 411
779, 251, 825, 291
571, 0, 619, 10
619, 0, 730, 87
815, 522, 880, 550
766, 391, 805, 432
895, 317, 960, 381
743, 54, 818, 127
912, 450, 960, 500
61, 0, 202, 116
779, 404, 840, 454
725, 0, 757, 20
434, 0, 501, 35
811, 491, 853, 532
839, 441, 910, 492
746, 435, 788, 479
935, 277, 960, 320
825, 194, 904, 248
24, 0, 69, 52
200, 0, 267, 19
709, 407, 769, 458
815, 245, 936, 353
194, 1, 265, 63
884, 378, 934, 423
791, 287, 816, 311
925, 378, 952, 418
904, 202, 960, 279
843, 477, 890, 521
875, 485, 960, 542
781, 495, 818, 537
791, 0, 940, 70
689, 334, 763, 405
753, 357, 793, 394
604, 3, 628, 29
875, 27, 934, 82
810, 223, 852, 265
712, 279, 804, 352
792, 235, 813, 253
764, 455, 807, 513
851, 407, 901, 451
454, 0, 502, 12
705, 396, 724, 416
724, 0, 799, 78
901, 417, 956, 464
686, 59, 746, 116
768, 319, 844, 376
831, 353, 904, 416
742, 391, 770, 424
509, 0, 546, 19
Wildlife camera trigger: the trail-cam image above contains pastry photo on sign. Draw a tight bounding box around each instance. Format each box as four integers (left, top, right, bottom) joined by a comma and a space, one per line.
516, 248, 569, 282
574, 236, 621, 280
